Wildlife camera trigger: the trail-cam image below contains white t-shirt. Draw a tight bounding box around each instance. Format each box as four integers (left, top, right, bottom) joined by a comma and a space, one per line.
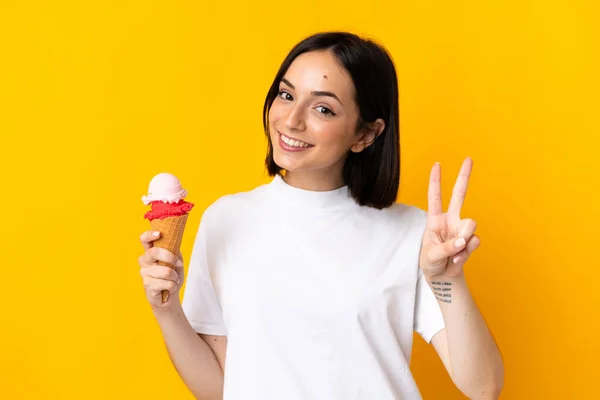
182, 175, 445, 400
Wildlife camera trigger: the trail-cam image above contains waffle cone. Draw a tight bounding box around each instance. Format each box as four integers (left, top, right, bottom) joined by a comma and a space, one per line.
149, 214, 189, 302
150, 214, 189, 266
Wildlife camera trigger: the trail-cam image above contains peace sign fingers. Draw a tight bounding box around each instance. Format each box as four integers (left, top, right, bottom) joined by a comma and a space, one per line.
447, 158, 473, 222
428, 162, 443, 216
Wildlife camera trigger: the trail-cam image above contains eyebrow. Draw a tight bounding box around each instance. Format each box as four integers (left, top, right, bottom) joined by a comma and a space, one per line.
281, 78, 343, 106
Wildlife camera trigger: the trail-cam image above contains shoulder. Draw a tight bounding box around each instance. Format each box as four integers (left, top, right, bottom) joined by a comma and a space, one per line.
383, 202, 427, 223
198, 182, 270, 227
384, 203, 429, 242
362, 202, 427, 230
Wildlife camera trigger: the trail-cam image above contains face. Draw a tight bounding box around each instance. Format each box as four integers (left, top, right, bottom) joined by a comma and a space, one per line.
268, 50, 380, 187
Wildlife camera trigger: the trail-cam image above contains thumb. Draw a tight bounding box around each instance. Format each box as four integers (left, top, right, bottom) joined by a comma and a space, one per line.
427, 237, 467, 264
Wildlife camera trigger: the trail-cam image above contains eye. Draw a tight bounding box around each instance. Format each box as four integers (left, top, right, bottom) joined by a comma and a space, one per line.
278, 90, 293, 101
316, 106, 336, 116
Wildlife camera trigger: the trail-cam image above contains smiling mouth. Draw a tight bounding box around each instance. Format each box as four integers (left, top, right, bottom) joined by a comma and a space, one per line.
278, 132, 314, 148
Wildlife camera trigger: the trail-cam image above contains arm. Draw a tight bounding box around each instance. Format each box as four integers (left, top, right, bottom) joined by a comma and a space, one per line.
429, 274, 504, 400
420, 159, 504, 399
199, 333, 227, 373
154, 304, 226, 400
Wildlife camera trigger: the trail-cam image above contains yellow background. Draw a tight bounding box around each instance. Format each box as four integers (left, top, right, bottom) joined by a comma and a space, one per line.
1, 1, 598, 399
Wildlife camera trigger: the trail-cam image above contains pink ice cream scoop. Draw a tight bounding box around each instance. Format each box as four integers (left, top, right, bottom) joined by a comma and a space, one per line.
142, 173, 188, 205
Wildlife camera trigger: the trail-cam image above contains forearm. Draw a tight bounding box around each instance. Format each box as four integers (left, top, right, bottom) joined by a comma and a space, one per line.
153, 304, 224, 400
428, 274, 504, 399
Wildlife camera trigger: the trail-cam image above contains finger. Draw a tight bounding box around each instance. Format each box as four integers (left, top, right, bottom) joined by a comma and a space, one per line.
147, 279, 179, 297
465, 234, 480, 254
140, 230, 161, 251
140, 247, 182, 268
175, 265, 184, 282
452, 235, 480, 264
428, 162, 443, 217
458, 218, 477, 241
427, 236, 467, 264
145, 265, 181, 285
151, 247, 183, 268
447, 158, 473, 221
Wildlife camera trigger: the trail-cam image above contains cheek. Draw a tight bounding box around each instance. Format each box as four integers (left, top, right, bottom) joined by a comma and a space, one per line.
268, 101, 285, 124
312, 122, 355, 150
268, 107, 280, 138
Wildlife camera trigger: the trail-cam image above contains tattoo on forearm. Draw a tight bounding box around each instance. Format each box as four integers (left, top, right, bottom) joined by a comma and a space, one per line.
431, 281, 453, 303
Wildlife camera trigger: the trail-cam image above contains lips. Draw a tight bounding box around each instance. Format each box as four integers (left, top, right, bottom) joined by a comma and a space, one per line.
276, 131, 314, 153
277, 131, 314, 148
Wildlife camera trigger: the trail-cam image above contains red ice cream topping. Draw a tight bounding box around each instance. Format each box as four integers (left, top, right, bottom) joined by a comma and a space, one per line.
144, 200, 194, 221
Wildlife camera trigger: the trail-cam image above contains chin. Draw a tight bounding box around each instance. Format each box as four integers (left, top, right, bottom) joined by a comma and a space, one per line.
272, 152, 300, 172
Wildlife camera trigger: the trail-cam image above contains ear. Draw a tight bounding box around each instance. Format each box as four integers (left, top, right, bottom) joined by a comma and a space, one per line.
350, 118, 386, 153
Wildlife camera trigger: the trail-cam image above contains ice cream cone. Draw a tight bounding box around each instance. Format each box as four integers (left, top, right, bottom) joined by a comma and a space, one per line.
149, 213, 189, 302
142, 172, 194, 303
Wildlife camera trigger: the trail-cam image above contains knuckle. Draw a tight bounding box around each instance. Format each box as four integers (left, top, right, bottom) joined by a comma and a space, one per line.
160, 266, 172, 279
141, 267, 152, 279
453, 188, 465, 196
429, 193, 441, 202
148, 265, 162, 276
166, 281, 178, 293
150, 247, 165, 261
170, 272, 179, 283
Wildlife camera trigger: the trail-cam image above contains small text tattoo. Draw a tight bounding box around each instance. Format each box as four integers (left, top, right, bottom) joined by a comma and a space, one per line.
431, 281, 453, 304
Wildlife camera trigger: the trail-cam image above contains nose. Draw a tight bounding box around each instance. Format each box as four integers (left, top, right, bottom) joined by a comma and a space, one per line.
283, 104, 306, 132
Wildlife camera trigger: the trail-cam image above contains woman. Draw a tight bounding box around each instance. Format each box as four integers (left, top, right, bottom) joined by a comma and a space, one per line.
138, 31, 504, 399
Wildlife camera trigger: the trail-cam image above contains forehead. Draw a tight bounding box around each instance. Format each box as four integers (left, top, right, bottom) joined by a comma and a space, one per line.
283, 50, 355, 102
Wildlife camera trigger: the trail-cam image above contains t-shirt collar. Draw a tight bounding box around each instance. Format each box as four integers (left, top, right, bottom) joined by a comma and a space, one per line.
267, 174, 354, 212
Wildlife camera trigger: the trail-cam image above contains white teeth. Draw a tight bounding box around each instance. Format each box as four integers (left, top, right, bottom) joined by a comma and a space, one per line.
281, 133, 309, 148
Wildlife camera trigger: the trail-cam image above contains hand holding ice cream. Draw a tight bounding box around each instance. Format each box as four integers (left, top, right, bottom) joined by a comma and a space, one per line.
141, 173, 194, 303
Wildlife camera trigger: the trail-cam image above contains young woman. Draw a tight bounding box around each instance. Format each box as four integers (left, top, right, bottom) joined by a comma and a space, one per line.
138, 31, 504, 400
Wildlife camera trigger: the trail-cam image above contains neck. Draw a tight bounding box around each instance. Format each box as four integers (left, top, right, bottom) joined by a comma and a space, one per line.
282, 169, 345, 191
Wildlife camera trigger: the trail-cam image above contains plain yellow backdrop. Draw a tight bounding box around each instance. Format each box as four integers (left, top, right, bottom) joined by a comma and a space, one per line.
1, 1, 598, 399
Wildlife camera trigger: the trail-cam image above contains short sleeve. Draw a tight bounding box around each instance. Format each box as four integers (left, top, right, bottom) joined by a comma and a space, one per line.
412, 207, 445, 343
414, 269, 445, 343
181, 205, 228, 336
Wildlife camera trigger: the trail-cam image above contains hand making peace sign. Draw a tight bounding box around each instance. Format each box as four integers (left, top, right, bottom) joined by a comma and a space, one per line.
419, 158, 481, 280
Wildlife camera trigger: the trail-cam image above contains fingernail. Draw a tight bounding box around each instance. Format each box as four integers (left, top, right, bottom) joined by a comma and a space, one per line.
153, 231, 160, 237
454, 237, 466, 248
177, 259, 183, 268
453, 255, 462, 264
